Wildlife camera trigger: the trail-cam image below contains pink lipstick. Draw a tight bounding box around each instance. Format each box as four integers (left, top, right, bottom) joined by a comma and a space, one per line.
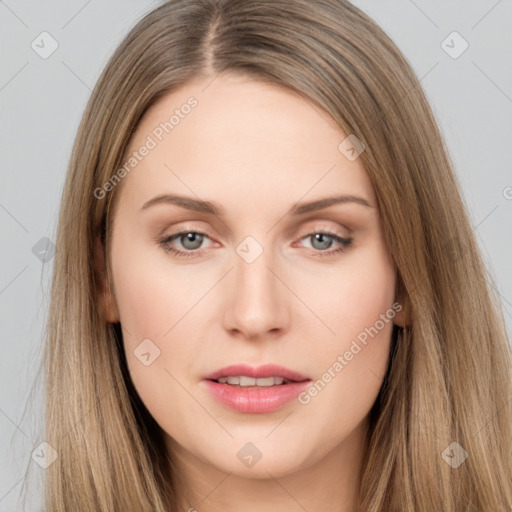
202, 364, 312, 414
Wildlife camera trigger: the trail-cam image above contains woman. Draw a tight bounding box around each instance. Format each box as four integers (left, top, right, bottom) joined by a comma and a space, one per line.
38, 0, 512, 510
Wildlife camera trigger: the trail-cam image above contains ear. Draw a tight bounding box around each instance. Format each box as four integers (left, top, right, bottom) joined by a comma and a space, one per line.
393, 302, 408, 328
94, 233, 119, 323
393, 279, 411, 328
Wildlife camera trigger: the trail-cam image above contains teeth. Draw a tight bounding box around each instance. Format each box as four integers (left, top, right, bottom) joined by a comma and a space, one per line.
217, 376, 288, 386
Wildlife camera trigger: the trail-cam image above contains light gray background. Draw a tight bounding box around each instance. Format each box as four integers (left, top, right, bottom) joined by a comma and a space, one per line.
1, 1, 511, 510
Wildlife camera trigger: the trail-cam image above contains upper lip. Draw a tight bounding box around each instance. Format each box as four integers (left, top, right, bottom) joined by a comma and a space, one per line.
203, 364, 311, 382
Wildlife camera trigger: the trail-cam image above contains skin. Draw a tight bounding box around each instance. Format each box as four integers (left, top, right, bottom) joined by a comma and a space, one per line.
96, 73, 405, 512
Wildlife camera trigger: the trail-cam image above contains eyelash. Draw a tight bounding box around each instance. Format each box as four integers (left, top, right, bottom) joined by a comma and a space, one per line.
159, 229, 353, 259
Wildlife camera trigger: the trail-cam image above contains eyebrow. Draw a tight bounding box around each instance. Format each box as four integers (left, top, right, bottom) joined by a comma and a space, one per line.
140, 193, 375, 216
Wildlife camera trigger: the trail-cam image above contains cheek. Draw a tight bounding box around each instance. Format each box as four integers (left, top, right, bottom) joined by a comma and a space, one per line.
110, 243, 211, 416
304, 241, 397, 347
298, 243, 397, 410
111, 241, 206, 342
337, 266, 396, 344
111, 251, 203, 432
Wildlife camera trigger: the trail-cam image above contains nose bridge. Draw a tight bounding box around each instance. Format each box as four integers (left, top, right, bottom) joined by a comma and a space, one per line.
223, 236, 289, 337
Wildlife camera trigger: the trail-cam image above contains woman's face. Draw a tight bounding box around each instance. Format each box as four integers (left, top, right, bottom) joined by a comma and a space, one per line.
102, 73, 402, 484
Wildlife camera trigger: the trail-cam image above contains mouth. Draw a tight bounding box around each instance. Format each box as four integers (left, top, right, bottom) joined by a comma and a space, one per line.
202, 364, 312, 413
203, 363, 311, 386
209, 375, 303, 387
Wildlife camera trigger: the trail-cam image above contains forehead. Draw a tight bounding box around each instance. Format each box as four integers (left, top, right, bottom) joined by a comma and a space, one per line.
119, 74, 376, 214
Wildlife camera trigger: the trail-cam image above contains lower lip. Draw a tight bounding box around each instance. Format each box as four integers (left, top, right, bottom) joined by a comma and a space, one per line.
202, 380, 311, 413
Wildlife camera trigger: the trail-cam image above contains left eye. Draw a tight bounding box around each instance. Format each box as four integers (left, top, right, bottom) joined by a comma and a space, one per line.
297, 231, 353, 257
159, 230, 353, 259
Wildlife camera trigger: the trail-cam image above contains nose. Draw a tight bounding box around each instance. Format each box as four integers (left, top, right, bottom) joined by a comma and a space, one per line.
222, 243, 290, 340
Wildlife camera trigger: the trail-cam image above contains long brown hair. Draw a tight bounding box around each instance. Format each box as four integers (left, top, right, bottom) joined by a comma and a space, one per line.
28, 0, 512, 510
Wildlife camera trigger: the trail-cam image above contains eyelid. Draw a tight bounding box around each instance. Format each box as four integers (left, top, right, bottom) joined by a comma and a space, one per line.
157, 222, 215, 241
294, 220, 351, 240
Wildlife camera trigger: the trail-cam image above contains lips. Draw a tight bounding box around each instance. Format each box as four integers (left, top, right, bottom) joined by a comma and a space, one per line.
203, 379, 310, 413
203, 363, 311, 383
202, 364, 313, 413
